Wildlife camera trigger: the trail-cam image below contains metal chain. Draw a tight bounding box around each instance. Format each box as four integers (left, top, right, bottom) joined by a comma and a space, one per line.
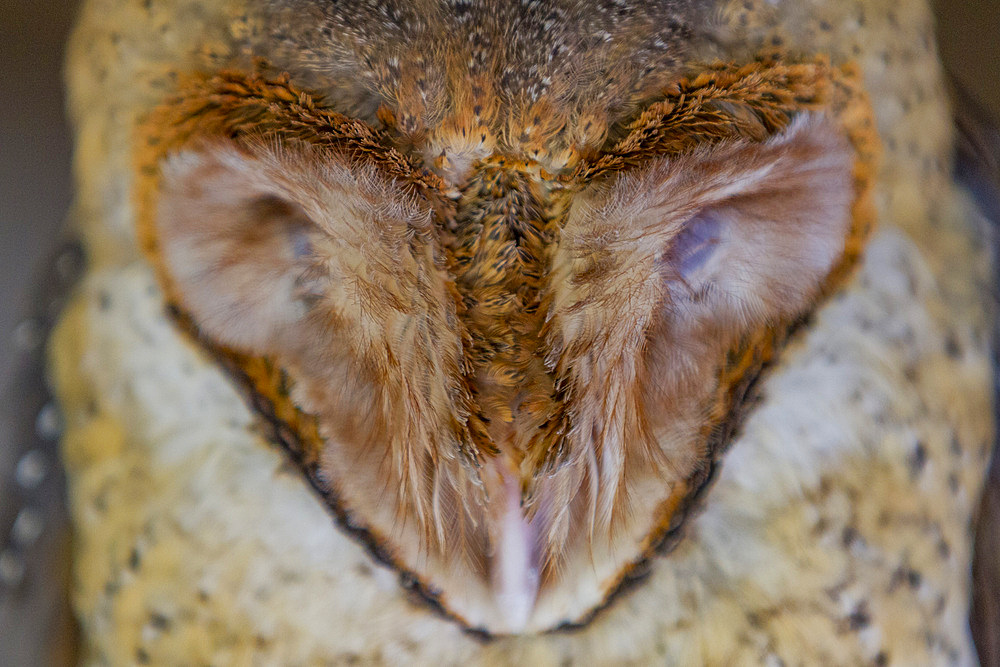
0, 239, 84, 659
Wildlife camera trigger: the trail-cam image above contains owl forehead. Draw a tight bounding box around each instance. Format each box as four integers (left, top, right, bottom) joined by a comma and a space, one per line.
264, 0, 715, 167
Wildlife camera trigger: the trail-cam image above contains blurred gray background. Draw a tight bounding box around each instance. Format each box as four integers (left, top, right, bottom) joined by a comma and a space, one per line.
0, 1, 997, 665
2, 1, 77, 385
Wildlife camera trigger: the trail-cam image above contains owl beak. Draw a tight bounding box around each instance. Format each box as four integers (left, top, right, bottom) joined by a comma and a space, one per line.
487, 459, 541, 633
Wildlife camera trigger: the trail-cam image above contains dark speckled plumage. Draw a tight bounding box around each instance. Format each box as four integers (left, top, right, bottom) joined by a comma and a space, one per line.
262, 0, 715, 147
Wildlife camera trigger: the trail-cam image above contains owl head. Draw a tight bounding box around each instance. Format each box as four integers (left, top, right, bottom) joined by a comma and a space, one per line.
133, 0, 878, 634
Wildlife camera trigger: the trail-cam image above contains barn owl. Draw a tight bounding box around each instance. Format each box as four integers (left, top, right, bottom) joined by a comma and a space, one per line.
51, 0, 997, 664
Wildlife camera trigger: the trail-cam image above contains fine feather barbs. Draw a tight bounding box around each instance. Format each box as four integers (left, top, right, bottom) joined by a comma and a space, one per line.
134, 50, 877, 633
